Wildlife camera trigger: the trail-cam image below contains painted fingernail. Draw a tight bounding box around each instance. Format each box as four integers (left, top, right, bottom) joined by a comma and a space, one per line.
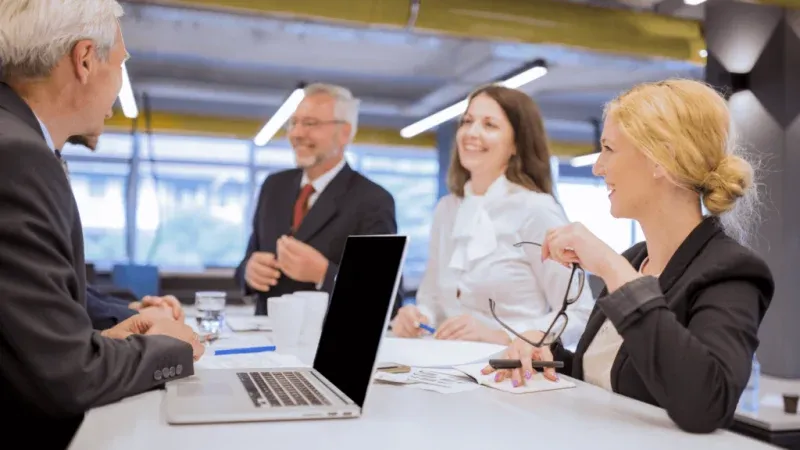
555, 373, 560, 381
525, 370, 532, 379
495, 373, 502, 382
512, 380, 519, 387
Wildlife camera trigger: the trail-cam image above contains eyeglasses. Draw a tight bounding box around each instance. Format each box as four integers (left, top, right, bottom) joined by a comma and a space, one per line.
285, 118, 345, 131
488, 241, 586, 348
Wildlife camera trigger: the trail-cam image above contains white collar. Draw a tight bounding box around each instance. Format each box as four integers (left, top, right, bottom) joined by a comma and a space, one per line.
448, 174, 510, 271
301, 157, 346, 193
33, 113, 55, 152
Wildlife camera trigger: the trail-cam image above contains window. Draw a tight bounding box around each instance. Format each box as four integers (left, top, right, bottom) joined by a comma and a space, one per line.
136, 162, 249, 269
65, 132, 440, 285
355, 147, 439, 290
61, 133, 133, 160
138, 134, 249, 164
255, 143, 296, 168
66, 161, 129, 265
62, 134, 133, 265
556, 178, 634, 254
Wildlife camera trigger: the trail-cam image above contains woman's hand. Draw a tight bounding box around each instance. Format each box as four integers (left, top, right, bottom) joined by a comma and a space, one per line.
391, 305, 431, 338
481, 330, 558, 387
542, 222, 640, 292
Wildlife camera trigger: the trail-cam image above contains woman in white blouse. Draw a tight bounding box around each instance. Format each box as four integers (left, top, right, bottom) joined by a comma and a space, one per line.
391, 85, 594, 347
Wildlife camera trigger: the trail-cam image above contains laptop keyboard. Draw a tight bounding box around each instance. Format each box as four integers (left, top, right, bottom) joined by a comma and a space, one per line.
236, 371, 332, 408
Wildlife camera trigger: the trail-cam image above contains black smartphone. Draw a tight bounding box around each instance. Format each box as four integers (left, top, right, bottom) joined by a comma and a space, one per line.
488, 359, 564, 370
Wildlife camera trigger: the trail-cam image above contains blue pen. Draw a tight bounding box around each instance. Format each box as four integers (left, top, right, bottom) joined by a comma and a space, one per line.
418, 323, 436, 334
214, 345, 276, 356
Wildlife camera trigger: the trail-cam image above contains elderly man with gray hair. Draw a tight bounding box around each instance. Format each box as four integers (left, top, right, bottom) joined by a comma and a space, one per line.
236, 83, 402, 315
0, 1, 202, 446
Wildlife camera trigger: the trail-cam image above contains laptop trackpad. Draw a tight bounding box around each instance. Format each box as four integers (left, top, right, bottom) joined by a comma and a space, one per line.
178, 382, 233, 397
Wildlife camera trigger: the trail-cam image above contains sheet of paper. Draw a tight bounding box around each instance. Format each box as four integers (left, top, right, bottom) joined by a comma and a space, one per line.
225, 316, 272, 332
374, 367, 480, 394
378, 337, 507, 368
454, 362, 576, 394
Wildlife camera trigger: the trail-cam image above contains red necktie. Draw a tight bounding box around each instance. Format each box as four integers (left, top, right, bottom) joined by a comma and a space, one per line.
292, 184, 316, 231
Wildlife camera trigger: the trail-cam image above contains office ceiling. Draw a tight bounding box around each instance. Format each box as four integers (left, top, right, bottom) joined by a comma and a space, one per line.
117, 0, 707, 152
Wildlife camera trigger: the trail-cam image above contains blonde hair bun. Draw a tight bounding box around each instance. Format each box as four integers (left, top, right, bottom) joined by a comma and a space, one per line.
701, 154, 753, 215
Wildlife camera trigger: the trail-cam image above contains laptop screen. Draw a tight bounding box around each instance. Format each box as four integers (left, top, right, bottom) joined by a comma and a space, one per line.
313, 235, 407, 408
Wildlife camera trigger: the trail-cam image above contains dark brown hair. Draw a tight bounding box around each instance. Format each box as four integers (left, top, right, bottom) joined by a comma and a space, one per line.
447, 85, 554, 197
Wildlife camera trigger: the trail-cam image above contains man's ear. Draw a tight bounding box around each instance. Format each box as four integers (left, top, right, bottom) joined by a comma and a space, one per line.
338, 122, 353, 148
70, 40, 95, 84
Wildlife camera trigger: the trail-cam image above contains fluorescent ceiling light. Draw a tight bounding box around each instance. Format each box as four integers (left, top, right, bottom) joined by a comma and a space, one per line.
118, 62, 138, 119
683, 0, 706, 5
570, 152, 599, 167
253, 88, 305, 147
400, 64, 548, 138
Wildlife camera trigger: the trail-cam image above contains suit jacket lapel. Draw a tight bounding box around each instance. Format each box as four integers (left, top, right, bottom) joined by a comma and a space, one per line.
293, 164, 354, 242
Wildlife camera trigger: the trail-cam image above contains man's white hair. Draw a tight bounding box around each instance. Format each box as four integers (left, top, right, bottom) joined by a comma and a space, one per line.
0, 0, 124, 79
304, 83, 360, 141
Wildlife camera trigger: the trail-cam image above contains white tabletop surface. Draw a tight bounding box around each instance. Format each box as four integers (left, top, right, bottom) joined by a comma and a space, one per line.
68, 308, 782, 450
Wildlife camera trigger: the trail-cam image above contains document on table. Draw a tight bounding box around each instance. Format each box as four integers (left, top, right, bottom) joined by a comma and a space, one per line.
377, 337, 506, 368
454, 362, 576, 394
374, 367, 480, 394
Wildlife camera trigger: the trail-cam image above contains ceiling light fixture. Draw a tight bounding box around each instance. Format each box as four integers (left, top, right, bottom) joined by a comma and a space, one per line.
118, 62, 138, 119
569, 152, 600, 167
683, 0, 706, 5
400, 59, 548, 138
254, 83, 306, 147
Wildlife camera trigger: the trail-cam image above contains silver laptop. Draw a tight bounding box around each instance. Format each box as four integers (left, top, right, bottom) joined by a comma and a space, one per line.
165, 235, 408, 424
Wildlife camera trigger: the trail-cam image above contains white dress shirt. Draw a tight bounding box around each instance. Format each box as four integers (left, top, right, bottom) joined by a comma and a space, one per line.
415, 175, 594, 347
301, 157, 346, 208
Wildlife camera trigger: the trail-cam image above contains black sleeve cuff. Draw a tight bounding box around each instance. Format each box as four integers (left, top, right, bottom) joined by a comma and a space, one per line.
321, 262, 339, 293
597, 276, 667, 332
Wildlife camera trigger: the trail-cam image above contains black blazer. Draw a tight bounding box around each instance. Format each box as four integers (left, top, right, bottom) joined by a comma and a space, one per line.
86, 285, 138, 330
0, 83, 194, 447
552, 216, 773, 434
235, 164, 402, 315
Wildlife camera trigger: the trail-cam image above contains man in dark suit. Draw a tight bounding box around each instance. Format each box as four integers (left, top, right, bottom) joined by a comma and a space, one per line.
235, 83, 402, 315
0, 2, 203, 446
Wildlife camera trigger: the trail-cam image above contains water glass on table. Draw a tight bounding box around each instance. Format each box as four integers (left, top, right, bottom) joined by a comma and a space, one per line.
195, 291, 226, 336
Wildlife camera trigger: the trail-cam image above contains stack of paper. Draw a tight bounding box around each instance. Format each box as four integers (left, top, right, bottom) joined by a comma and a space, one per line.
374, 367, 480, 394
376, 337, 575, 394
377, 337, 507, 368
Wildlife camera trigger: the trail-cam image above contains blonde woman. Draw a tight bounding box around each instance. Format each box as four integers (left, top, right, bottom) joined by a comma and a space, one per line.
484, 79, 773, 434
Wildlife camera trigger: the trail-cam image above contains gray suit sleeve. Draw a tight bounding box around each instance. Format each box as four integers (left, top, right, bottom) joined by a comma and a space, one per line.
0, 140, 194, 417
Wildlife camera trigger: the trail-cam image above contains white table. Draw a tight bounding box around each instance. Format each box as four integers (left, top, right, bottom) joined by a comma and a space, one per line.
68, 309, 778, 450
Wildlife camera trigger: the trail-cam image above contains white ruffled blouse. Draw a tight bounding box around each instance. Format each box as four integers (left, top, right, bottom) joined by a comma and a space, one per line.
415, 175, 594, 347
